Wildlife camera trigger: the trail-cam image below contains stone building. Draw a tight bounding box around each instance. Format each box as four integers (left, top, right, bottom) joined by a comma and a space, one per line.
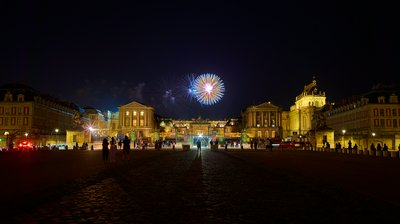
0, 83, 83, 148
118, 101, 155, 143
241, 101, 283, 141
288, 79, 327, 141
325, 84, 400, 150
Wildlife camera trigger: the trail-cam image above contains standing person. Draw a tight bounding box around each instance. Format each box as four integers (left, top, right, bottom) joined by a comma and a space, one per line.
102, 138, 109, 164
123, 135, 131, 161
377, 143, 382, 151
110, 137, 117, 163
370, 143, 376, 151
118, 139, 122, 150
348, 140, 352, 150
197, 140, 201, 151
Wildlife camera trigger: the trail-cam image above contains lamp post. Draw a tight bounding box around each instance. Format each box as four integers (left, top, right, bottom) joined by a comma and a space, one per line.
55, 129, 59, 146
342, 129, 346, 147
372, 132, 376, 146
4, 131, 9, 150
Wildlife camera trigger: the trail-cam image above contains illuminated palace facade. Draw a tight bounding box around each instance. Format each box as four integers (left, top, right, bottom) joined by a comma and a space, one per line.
2, 80, 400, 150
0, 83, 85, 148
325, 84, 400, 150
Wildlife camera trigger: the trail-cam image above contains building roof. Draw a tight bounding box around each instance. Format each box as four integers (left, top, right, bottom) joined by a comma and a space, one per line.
0, 83, 82, 111
296, 79, 326, 101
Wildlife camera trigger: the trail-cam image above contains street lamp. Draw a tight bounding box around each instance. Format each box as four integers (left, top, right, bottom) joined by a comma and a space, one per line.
4, 131, 9, 150
25, 132, 28, 138
55, 129, 59, 146
342, 129, 346, 146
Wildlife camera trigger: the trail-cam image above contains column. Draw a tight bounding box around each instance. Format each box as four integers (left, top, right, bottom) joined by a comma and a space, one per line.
253, 111, 256, 127
261, 112, 264, 127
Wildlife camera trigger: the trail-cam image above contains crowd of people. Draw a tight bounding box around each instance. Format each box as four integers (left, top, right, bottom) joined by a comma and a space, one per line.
102, 135, 131, 164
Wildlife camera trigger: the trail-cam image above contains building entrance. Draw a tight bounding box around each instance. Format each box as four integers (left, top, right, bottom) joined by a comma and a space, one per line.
192, 136, 210, 149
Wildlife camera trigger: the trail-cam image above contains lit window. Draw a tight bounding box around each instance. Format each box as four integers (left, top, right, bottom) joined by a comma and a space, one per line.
133, 111, 137, 116
140, 111, 144, 116
126, 111, 129, 116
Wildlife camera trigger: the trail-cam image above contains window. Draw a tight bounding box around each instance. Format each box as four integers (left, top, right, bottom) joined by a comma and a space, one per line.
386, 109, 391, 116
380, 119, 385, 127
386, 119, 392, 127
23, 117, 28, 125
4, 92, 12, 101
393, 109, 397, 116
378, 96, 385, 103
0, 117, 3, 125
23, 107, 29, 115
393, 119, 397, 128
133, 111, 137, 116
126, 111, 129, 116
11, 107, 16, 115
0, 107, 3, 115
374, 119, 379, 127
140, 111, 144, 116
140, 118, 144, 126
17, 94, 24, 102
374, 109, 379, 117
125, 118, 130, 126
380, 109, 384, 116
133, 119, 137, 126
11, 117, 16, 125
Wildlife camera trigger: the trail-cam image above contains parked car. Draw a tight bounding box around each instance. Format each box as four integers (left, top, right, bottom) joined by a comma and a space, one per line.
279, 141, 312, 149
17, 140, 33, 151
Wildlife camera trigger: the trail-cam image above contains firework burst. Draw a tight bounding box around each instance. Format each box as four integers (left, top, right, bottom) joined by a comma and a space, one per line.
190, 73, 225, 105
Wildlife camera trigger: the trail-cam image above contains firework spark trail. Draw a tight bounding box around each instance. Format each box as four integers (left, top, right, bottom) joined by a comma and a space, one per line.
191, 73, 225, 105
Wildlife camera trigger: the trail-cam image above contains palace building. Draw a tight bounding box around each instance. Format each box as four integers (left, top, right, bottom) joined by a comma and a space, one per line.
118, 101, 155, 142
241, 101, 283, 141
3, 80, 399, 151
325, 84, 400, 150
0, 83, 84, 148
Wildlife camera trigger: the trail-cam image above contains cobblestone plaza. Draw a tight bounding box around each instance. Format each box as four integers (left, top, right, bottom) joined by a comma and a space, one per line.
1, 149, 400, 223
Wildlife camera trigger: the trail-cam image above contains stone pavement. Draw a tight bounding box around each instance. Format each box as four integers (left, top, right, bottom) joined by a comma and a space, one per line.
2, 149, 399, 223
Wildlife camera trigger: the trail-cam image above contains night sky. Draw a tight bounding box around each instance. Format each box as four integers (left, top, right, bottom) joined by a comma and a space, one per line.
2, 1, 399, 119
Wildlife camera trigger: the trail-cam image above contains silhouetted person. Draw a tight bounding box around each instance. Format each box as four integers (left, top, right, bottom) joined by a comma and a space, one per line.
123, 136, 131, 161
197, 140, 201, 151
348, 140, 352, 150
383, 144, 388, 151
377, 143, 382, 151
118, 139, 122, 149
102, 138, 109, 163
370, 143, 376, 151
110, 137, 117, 163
